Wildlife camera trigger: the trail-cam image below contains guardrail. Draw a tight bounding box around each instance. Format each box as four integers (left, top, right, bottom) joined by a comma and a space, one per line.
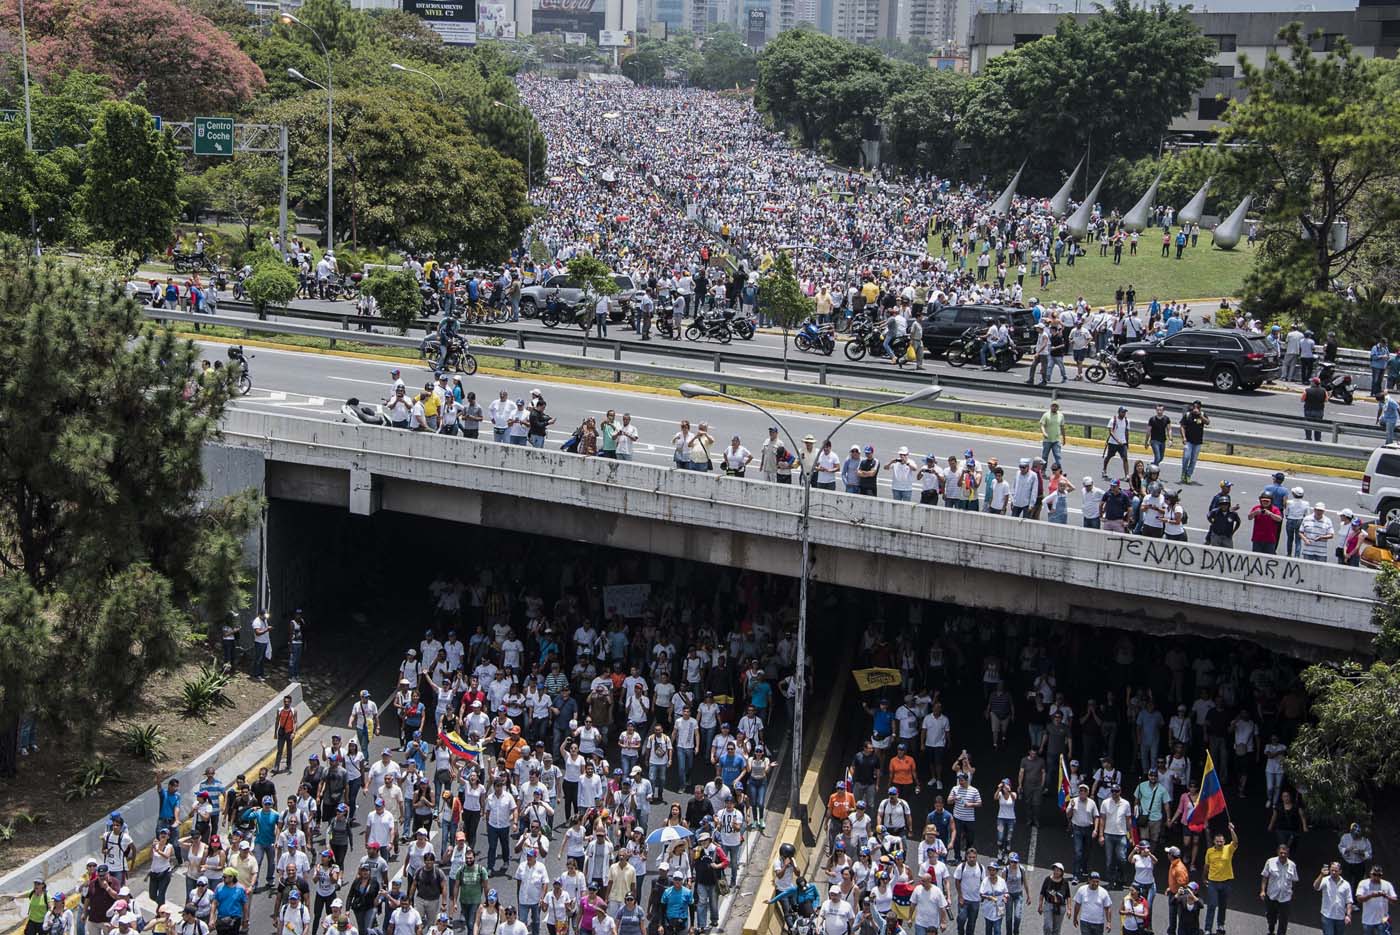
165, 299, 1390, 446
145, 308, 1376, 466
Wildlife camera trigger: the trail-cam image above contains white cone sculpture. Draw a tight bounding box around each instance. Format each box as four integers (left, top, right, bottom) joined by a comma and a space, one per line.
1049, 156, 1084, 218
1065, 170, 1108, 240
990, 160, 1026, 216
1212, 194, 1252, 250
1178, 177, 1211, 228
1121, 171, 1163, 233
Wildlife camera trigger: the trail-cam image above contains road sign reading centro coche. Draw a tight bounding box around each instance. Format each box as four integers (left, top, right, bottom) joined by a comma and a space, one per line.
194, 116, 235, 156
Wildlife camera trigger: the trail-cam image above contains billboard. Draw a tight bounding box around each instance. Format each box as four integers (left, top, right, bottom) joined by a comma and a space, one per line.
533, 0, 605, 37
478, 2, 517, 38
745, 7, 766, 44
599, 28, 633, 46
403, 0, 478, 43
563, 30, 589, 43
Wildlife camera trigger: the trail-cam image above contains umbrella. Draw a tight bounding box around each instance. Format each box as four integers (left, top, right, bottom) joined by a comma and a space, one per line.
646, 826, 694, 846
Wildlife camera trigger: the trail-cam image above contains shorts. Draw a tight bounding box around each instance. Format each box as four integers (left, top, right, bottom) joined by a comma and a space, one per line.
1073, 349, 1087, 363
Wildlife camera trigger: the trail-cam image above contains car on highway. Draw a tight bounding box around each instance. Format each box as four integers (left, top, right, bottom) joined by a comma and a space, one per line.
519, 273, 640, 320
1116, 328, 1281, 393
1360, 444, 1400, 524
920, 304, 1037, 356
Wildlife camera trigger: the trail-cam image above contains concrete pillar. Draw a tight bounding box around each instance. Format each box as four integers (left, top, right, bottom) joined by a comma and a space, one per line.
349, 468, 380, 516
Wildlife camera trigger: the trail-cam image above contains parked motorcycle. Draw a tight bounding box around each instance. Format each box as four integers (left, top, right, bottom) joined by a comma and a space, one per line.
541, 297, 591, 331
1318, 362, 1355, 404
944, 326, 1016, 371
792, 318, 835, 356
728, 310, 756, 341
843, 321, 911, 363
685, 310, 733, 344
172, 250, 217, 274
228, 344, 253, 396
1085, 349, 1145, 388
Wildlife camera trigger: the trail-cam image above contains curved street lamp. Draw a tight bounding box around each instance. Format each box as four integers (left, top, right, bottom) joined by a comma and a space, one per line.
677, 382, 943, 813
390, 63, 446, 102
282, 13, 335, 250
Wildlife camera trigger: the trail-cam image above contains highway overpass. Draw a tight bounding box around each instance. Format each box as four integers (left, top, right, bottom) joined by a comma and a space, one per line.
206, 408, 1380, 655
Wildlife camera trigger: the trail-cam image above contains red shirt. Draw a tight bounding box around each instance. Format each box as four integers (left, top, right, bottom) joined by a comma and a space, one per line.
1250, 504, 1282, 543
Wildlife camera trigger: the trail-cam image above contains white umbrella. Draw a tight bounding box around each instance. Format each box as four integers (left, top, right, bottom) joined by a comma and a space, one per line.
646, 825, 694, 846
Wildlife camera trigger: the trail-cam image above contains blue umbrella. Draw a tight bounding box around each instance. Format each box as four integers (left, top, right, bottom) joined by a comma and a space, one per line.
646, 826, 694, 846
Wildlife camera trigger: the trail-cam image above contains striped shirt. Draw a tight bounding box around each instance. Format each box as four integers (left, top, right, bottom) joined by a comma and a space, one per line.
949, 784, 982, 821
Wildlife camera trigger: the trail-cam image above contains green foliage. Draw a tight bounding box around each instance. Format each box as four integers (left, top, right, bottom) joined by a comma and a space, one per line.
180, 663, 233, 717
203, 157, 282, 249
81, 101, 182, 257
1099, 149, 1247, 221
1285, 565, 1400, 824
124, 723, 167, 762
958, 0, 1215, 188
63, 757, 125, 801
245, 261, 297, 316
0, 128, 79, 244
0, 246, 257, 747
566, 254, 620, 298
176, 173, 214, 224
881, 69, 967, 177
690, 30, 758, 90
361, 268, 422, 334
1222, 24, 1400, 336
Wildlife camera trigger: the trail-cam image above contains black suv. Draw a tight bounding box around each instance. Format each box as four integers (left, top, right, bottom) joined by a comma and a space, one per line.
921, 304, 1038, 355
1116, 328, 1281, 392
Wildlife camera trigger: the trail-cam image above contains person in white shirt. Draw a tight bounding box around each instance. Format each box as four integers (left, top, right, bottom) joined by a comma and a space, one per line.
614, 415, 639, 462
1071, 875, 1114, 935
910, 872, 950, 933
279, 892, 313, 935
1080, 478, 1104, 529
1357, 866, 1397, 935
722, 437, 753, 477
488, 392, 516, 444
885, 447, 918, 502
1315, 862, 1354, 935
1298, 503, 1335, 562
819, 889, 855, 935
542, 880, 573, 933
1259, 844, 1300, 935
1009, 459, 1040, 518
514, 850, 550, 934
495, 905, 528, 935
1103, 408, 1131, 478
980, 863, 1010, 933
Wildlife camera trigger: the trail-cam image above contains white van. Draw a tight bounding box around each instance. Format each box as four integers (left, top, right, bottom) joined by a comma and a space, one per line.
1359, 444, 1400, 523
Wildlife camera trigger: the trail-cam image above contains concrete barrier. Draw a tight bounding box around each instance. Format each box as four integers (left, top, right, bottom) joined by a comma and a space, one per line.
0, 685, 307, 926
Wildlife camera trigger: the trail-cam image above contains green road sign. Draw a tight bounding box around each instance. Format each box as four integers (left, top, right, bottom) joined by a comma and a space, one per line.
194, 116, 234, 156
0, 110, 18, 124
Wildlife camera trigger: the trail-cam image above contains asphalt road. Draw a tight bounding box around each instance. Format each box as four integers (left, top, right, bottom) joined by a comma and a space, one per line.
189, 294, 1385, 442
208, 340, 1371, 534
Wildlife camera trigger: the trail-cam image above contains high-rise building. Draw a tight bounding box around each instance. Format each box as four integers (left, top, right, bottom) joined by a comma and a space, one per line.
832, 0, 895, 41
901, 0, 959, 44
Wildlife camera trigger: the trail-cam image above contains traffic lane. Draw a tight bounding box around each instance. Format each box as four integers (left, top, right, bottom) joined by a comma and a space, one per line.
194, 300, 1372, 429
215, 343, 1366, 528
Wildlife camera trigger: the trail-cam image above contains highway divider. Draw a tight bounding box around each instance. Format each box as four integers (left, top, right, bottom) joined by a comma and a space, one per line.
144, 308, 1376, 469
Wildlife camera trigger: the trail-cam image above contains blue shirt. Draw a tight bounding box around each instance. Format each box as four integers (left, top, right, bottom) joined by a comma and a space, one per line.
198, 779, 225, 811
254, 809, 280, 847
661, 886, 694, 919
1165, 317, 1184, 336
158, 788, 181, 822
1262, 482, 1290, 513
872, 710, 894, 738
925, 808, 952, 843
750, 681, 772, 712
214, 884, 246, 919
719, 753, 747, 787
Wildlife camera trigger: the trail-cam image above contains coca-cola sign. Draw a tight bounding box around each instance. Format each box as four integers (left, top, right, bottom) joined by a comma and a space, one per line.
535, 0, 603, 12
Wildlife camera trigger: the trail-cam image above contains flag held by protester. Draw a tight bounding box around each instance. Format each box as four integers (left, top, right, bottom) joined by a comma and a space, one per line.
852, 668, 902, 691
1187, 751, 1226, 832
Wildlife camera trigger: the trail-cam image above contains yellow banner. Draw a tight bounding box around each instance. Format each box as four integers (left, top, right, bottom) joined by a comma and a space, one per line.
852, 668, 902, 692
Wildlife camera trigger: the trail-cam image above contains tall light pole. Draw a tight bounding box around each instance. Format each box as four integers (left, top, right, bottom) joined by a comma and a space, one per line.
492, 99, 533, 192
281, 12, 334, 251
17, 0, 37, 255
676, 382, 943, 814
389, 63, 445, 102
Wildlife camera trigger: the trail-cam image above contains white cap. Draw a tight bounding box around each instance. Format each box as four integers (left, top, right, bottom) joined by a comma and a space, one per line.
898, 446, 909, 456
1082, 476, 1093, 485
1314, 501, 1326, 510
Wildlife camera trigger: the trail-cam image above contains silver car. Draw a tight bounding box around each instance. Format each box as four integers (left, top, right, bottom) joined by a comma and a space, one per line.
519, 273, 638, 319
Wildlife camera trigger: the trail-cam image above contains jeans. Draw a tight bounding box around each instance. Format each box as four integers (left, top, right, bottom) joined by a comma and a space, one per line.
676, 748, 694, 788
254, 842, 276, 883
997, 818, 1016, 852
1071, 826, 1093, 877
276, 728, 294, 772
696, 883, 718, 929
486, 823, 511, 870
459, 903, 480, 935
845, 484, 861, 493
493, 428, 507, 443
1320, 918, 1346, 935
649, 763, 667, 794
894, 489, 913, 501
1104, 833, 1127, 883
1008, 893, 1023, 935
1181, 442, 1201, 479
529, 435, 546, 448
959, 902, 982, 935
148, 869, 172, 904
288, 641, 302, 678
749, 779, 767, 817
1042, 906, 1064, 935
1150, 440, 1165, 465
724, 842, 741, 884
986, 918, 1004, 935
955, 818, 976, 859
1204, 881, 1230, 932
1049, 356, 1067, 381
1079, 924, 1103, 935
1265, 898, 1292, 935
1285, 518, 1303, 557
1372, 368, 1385, 398
1042, 440, 1062, 467
522, 902, 541, 935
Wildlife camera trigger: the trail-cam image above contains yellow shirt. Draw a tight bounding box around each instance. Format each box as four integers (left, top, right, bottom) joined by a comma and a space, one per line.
421, 393, 440, 419
1204, 841, 1236, 882
861, 282, 880, 304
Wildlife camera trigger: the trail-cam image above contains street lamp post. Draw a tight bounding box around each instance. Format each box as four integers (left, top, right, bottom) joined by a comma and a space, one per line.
281, 13, 334, 251
16, 0, 37, 255
389, 63, 445, 102
492, 99, 533, 192
676, 382, 943, 815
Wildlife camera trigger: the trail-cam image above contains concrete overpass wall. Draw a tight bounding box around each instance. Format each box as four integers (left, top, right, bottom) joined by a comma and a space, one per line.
214, 410, 1379, 654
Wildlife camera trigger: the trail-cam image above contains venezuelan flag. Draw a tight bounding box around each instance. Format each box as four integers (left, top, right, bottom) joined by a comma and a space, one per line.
439, 729, 480, 762
1057, 755, 1072, 810
1187, 751, 1226, 833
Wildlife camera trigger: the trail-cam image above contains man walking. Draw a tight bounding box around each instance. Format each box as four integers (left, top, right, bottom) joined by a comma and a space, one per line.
1260, 844, 1299, 935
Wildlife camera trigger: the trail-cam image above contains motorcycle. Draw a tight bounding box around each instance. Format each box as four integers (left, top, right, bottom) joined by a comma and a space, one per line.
420, 286, 442, 317
1318, 363, 1355, 404
843, 321, 911, 363
1084, 349, 1145, 388
944, 326, 1016, 371
685, 310, 733, 344
171, 250, 217, 274
728, 310, 756, 341
541, 298, 592, 331
227, 345, 253, 396
341, 397, 388, 426
655, 314, 676, 339
792, 318, 835, 356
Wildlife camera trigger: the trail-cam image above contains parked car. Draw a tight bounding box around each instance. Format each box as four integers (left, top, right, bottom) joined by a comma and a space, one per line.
519, 273, 639, 320
1116, 328, 1281, 392
920, 304, 1037, 356
1359, 444, 1400, 524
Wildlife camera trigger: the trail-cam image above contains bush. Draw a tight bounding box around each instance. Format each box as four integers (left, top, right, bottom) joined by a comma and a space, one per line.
361, 269, 422, 334
124, 723, 166, 762
180, 663, 233, 717
63, 757, 124, 801
244, 261, 297, 318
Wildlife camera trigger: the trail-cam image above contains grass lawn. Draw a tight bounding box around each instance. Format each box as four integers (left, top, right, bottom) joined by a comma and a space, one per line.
929, 236, 1257, 308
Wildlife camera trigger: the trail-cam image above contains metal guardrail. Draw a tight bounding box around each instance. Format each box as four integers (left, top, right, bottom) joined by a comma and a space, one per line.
145, 308, 1375, 466
188, 298, 1389, 445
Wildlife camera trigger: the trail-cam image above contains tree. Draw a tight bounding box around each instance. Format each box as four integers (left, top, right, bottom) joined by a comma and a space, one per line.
204, 157, 282, 249
360, 268, 421, 333
0, 128, 77, 243
0, 242, 258, 753
566, 254, 620, 301
761, 251, 814, 379
3, 0, 265, 119
691, 30, 757, 90
881, 68, 967, 177
1285, 564, 1400, 823
1221, 24, 1400, 335
957, 0, 1214, 187
81, 101, 182, 258
756, 28, 848, 149
244, 260, 297, 319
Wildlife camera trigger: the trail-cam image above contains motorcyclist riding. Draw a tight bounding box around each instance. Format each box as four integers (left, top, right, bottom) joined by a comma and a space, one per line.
981, 318, 1010, 368
435, 312, 462, 373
